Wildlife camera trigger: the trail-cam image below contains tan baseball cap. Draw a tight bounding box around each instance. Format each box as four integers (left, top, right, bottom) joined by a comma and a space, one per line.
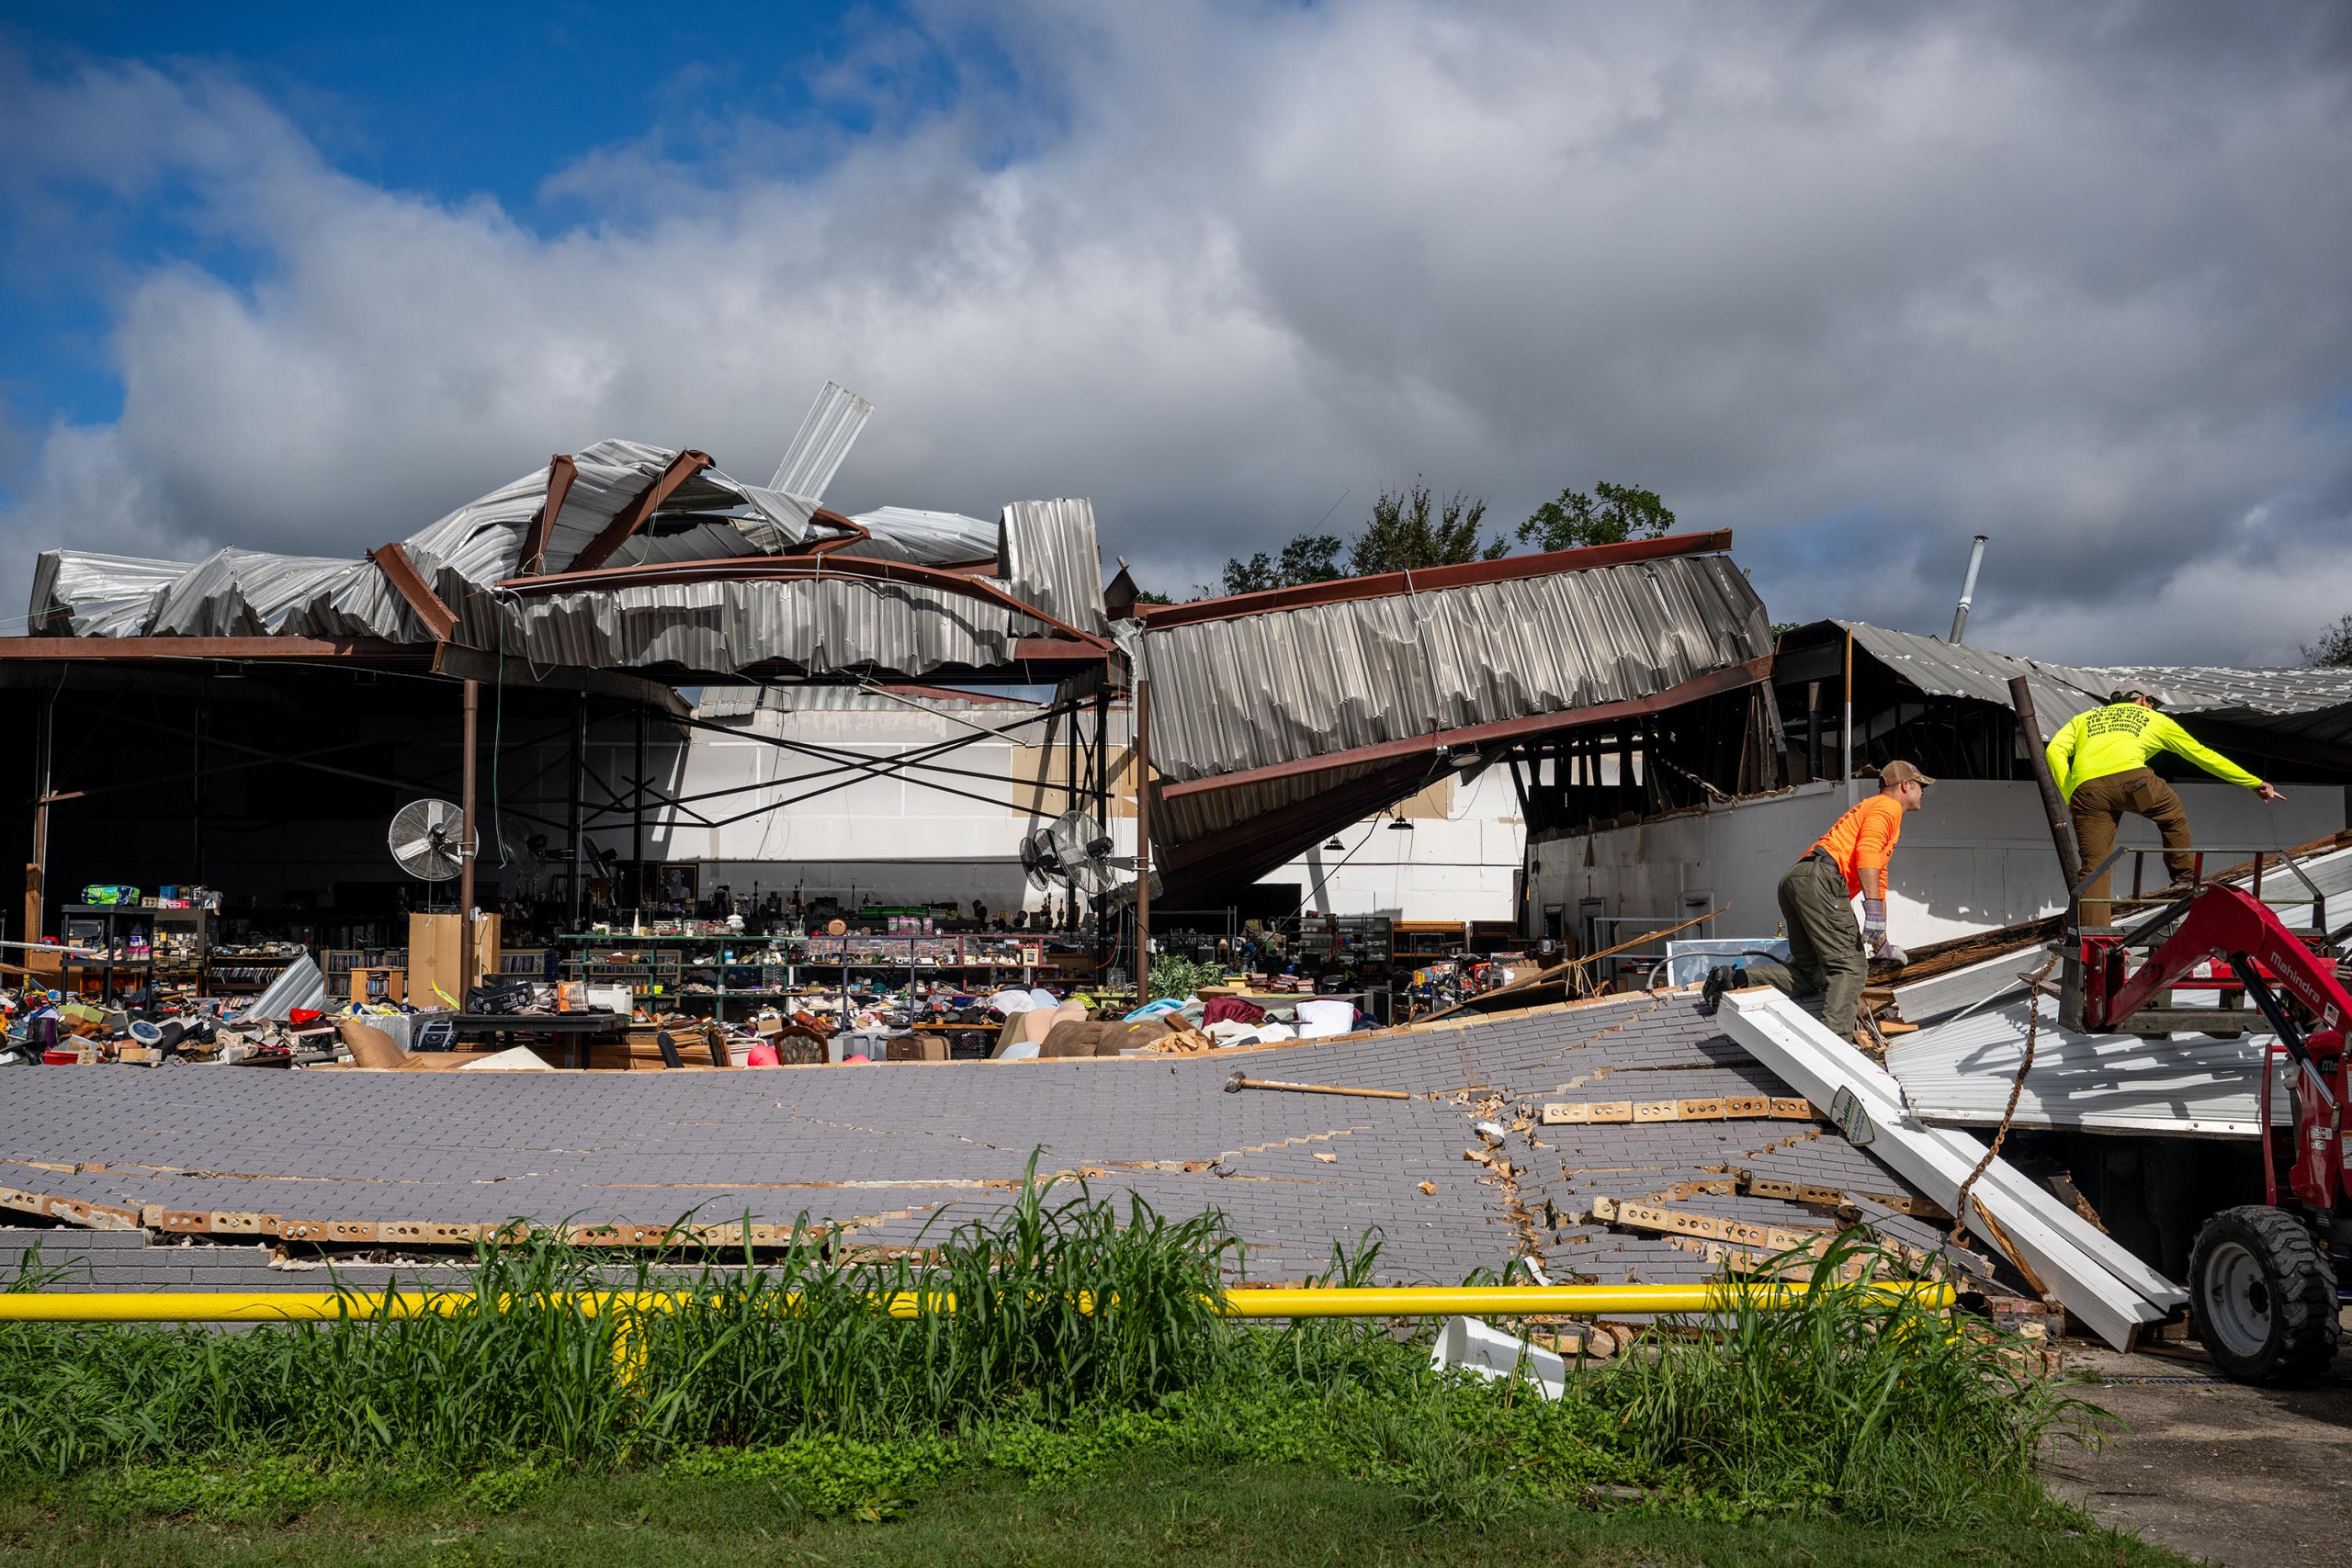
1878, 760, 1936, 788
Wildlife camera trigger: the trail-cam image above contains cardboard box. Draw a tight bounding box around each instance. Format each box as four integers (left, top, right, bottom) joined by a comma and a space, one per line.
407, 912, 500, 1007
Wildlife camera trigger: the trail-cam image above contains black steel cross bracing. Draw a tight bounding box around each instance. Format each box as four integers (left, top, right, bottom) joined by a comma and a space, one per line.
30, 736, 389, 806
561, 694, 1075, 835
639, 695, 1080, 808
664, 696, 1075, 784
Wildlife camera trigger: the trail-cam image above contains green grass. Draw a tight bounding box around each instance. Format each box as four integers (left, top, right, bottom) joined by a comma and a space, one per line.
0, 1166, 2113, 1543
0, 1458, 2189, 1568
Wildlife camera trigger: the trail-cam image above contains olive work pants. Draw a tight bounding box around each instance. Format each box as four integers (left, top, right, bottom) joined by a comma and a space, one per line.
2070, 766, 2194, 927
1742, 855, 1868, 1041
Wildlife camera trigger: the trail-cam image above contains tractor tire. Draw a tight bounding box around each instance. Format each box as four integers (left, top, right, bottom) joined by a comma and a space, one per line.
2187, 1205, 2338, 1385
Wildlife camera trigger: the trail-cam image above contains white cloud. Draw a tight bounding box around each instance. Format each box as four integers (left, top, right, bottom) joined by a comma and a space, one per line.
3, 1, 2348, 663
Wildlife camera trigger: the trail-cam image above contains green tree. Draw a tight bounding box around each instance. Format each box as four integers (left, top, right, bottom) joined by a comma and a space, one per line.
1216, 532, 1346, 596
1517, 480, 1676, 552
2304, 615, 2352, 669
1349, 483, 1509, 574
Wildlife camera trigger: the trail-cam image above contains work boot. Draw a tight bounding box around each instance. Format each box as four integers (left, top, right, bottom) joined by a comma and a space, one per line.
1700, 965, 1733, 1017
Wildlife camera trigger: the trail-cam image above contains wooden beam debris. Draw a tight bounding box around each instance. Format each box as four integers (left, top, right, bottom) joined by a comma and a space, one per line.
1540, 1096, 1816, 1125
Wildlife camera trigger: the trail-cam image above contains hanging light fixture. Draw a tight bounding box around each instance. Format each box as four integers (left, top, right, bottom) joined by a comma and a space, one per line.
1387, 813, 1415, 831
1323, 837, 1344, 852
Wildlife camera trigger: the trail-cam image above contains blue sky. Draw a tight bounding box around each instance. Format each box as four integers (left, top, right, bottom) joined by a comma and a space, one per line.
2, 2, 2348, 662
2, 2, 945, 425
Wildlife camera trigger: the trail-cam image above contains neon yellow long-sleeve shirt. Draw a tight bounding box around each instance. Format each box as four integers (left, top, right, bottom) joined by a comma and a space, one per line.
2045, 703, 2263, 803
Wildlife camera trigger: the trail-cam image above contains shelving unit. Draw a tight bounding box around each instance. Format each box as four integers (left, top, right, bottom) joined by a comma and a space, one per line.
554, 931, 1069, 1022
1391, 920, 1466, 967
1298, 914, 1392, 969
149, 906, 210, 997
322, 947, 408, 994
58, 904, 154, 1004
206, 950, 304, 995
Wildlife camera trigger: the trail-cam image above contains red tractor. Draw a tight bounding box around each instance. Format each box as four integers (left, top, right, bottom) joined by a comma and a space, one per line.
2071, 879, 2346, 1382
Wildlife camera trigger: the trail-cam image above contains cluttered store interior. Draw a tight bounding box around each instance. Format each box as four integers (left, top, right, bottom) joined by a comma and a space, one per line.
0, 655, 1540, 1075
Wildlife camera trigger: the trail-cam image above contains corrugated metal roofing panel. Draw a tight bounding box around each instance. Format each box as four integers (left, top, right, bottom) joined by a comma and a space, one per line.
1834, 625, 2352, 753
769, 381, 873, 500
1885, 998, 2289, 1137
1835, 622, 2110, 726
1145, 553, 1770, 791
28, 551, 195, 636
761, 685, 1048, 715
467, 575, 1048, 677
850, 506, 999, 566
999, 500, 1108, 637
2086, 664, 2352, 717
691, 689, 763, 718
141, 548, 414, 640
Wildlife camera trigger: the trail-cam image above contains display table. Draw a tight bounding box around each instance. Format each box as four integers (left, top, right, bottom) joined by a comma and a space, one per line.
446, 1011, 629, 1069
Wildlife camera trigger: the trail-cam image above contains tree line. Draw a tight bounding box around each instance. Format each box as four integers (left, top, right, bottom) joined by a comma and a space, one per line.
1201, 479, 1677, 599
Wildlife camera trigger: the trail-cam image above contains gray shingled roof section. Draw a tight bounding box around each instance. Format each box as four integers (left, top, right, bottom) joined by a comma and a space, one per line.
0, 992, 1933, 1287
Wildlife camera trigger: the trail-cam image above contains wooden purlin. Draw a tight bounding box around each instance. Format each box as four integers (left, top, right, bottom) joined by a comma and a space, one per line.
0, 1180, 827, 1250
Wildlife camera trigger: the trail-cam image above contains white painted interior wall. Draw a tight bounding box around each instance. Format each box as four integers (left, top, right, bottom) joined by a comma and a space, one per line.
640, 694, 1527, 921
1525, 777, 2346, 953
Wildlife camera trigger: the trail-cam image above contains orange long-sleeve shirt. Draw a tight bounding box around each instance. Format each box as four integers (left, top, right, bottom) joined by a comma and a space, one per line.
1808, 794, 1904, 901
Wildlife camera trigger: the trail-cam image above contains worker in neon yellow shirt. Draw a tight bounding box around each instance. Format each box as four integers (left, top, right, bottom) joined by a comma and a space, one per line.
2047, 682, 2282, 924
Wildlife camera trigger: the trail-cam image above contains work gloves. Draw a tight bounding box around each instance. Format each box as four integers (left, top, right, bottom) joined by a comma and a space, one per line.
1862, 898, 1906, 965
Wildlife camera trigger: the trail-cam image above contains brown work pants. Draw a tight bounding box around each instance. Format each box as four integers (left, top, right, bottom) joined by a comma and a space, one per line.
2070, 766, 2194, 927
1745, 855, 1868, 1041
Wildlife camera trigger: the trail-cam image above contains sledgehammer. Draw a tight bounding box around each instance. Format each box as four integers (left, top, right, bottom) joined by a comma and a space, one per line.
1226, 1068, 1408, 1100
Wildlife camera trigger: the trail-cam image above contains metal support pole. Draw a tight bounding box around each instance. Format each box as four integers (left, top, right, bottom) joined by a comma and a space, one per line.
1094, 689, 1111, 964
1842, 626, 1856, 807
459, 679, 481, 994
1950, 534, 1989, 645
1063, 691, 1079, 931
1134, 676, 1152, 997
2007, 674, 2081, 886
192, 695, 206, 882
1806, 681, 1822, 784
25, 681, 55, 944
568, 694, 587, 929
632, 705, 648, 915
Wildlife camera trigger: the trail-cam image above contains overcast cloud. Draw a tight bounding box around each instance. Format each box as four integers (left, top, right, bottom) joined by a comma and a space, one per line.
2, 0, 2348, 662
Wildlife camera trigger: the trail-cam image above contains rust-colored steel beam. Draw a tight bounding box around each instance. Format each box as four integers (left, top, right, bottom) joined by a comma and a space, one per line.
517, 453, 577, 576
1157, 657, 1772, 802
566, 449, 714, 573
499, 553, 1115, 651
1133, 529, 1736, 631
0, 636, 429, 662
797, 506, 872, 556
1154, 756, 1438, 906
366, 541, 457, 641
1157, 756, 1433, 874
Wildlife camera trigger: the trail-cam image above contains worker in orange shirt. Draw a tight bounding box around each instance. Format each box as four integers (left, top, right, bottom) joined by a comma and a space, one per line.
1704, 761, 1932, 1044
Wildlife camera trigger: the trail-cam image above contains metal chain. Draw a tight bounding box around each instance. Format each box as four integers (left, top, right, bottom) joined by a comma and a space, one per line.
1950, 954, 2060, 1246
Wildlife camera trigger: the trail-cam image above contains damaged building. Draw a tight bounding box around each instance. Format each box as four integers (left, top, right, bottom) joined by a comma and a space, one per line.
3, 381, 2346, 1373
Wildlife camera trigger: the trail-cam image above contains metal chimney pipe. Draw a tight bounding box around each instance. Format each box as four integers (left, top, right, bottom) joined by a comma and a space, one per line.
1950, 534, 1989, 644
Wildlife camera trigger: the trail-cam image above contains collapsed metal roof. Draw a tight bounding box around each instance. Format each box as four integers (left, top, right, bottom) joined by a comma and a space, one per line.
24, 385, 1114, 682
1804, 620, 2352, 744
1126, 533, 1774, 901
